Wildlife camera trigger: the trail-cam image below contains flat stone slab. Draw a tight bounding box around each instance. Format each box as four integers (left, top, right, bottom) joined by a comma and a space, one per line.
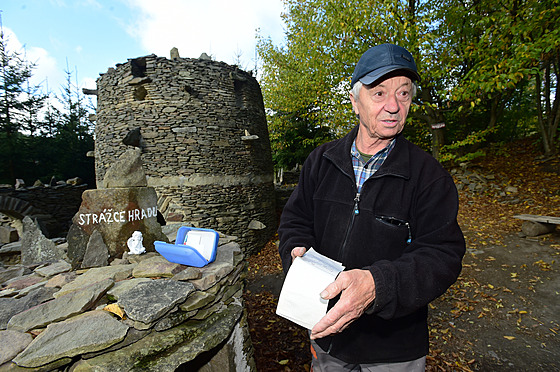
0, 330, 33, 365
0, 265, 25, 284
107, 278, 152, 301
216, 242, 242, 266
71, 304, 243, 372
186, 242, 241, 291
0, 241, 22, 254
132, 255, 186, 278
54, 264, 136, 298
180, 291, 216, 312
45, 272, 77, 288
4, 274, 45, 290
8, 278, 114, 332
117, 279, 195, 324
190, 261, 234, 291
514, 214, 560, 225
0, 286, 57, 329
13, 310, 129, 368
15, 280, 47, 297
34, 260, 72, 278
171, 266, 202, 281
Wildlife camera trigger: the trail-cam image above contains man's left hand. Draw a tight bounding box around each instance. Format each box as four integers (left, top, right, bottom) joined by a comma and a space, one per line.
310, 269, 376, 340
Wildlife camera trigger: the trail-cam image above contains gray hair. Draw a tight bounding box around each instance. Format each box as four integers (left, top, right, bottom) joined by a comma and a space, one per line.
351, 80, 418, 101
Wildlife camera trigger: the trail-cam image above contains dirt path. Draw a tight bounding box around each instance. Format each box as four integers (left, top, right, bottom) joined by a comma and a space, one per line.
428, 231, 560, 371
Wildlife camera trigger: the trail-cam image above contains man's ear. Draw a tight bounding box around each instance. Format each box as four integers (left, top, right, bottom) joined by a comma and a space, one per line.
349, 92, 359, 115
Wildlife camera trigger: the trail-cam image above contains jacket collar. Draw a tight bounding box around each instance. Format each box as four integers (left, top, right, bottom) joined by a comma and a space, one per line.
324, 125, 411, 180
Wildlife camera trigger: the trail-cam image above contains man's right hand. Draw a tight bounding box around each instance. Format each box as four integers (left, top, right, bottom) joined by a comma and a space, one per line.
290, 246, 307, 262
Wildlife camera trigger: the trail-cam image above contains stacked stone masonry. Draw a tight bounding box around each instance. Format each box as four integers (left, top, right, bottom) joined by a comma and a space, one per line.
0, 233, 255, 371
0, 185, 87, 239
94, 54, 276, 254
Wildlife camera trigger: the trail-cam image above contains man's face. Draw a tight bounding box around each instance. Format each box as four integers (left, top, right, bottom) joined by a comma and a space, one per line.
350, 76, 413, 143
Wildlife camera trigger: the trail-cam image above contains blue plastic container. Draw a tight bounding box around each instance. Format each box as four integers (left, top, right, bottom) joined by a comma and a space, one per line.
154, 227, 219, 267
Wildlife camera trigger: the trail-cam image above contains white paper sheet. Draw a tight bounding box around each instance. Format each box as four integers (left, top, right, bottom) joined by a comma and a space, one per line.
276, 248, 345, 330
184, 230, 216, 261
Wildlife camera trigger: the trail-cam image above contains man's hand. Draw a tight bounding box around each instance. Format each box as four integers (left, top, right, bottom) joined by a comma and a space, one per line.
310, 269, 376, 340
290, 246, 307, 261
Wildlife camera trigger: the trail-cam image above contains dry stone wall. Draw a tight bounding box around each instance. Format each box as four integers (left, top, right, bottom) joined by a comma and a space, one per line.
94, 54, 276, 254
0, 233, 256, 371
0, 184, 86, 238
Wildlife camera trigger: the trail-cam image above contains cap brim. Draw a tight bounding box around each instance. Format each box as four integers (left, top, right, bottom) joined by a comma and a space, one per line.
359, 66, 421, 86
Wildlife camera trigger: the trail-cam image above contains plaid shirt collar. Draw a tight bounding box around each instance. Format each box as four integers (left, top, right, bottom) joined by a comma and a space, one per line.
351, 139, 395, 193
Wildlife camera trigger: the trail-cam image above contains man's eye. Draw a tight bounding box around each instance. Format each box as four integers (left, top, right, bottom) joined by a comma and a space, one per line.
398, 91, 410, 100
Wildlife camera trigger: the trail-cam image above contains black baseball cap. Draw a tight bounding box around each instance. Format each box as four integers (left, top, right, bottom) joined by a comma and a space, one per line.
351, 44, 420, 88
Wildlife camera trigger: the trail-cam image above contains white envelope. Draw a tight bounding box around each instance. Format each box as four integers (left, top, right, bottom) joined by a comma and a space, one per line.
276, 249, 345, 330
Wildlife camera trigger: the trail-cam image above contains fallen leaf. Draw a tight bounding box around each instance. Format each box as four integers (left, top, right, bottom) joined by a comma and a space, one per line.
278, 359, 289, 365
504, 336, 516, 340
104, 303, 125, 319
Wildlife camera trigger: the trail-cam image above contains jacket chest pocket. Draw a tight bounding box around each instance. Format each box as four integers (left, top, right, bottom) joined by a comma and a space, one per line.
345, 212, 412, 265
376, 215, 412, 245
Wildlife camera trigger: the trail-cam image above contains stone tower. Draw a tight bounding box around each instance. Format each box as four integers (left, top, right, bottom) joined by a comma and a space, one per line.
94, 53, 276, 254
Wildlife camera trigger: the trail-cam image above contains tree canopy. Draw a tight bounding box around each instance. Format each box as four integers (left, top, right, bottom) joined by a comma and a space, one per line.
0, 29, 95, 186
258, 0, 560, 168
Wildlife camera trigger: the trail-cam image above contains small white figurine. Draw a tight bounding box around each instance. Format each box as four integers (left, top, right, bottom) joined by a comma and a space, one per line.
127, 231, 146, 255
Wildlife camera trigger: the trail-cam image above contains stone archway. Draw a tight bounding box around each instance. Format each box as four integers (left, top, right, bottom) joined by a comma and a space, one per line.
0, 195, 54, 238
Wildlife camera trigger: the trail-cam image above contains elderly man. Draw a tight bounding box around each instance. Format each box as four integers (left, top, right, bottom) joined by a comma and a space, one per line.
278, 44, 465, 371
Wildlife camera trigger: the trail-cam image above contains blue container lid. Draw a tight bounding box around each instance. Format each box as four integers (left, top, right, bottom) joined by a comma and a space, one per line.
155, 227, 219, 267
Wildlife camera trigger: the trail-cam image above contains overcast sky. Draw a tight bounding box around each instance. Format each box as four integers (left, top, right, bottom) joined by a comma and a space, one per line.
1, 0, 286, 94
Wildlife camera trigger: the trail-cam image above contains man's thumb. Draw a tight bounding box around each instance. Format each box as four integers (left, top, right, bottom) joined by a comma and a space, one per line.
320, 281, 339, 299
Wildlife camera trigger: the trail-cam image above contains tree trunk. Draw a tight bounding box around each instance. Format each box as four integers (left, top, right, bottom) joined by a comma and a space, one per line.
418, 88, 446, 160
535, 61, 559, 156
431, 126, 446, 160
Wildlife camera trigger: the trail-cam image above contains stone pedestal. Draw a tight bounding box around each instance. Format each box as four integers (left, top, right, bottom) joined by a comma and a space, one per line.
67, 187, 168, 267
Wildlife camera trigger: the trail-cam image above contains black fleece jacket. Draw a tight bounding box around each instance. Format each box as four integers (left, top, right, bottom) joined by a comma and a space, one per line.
278, 126, 465, 364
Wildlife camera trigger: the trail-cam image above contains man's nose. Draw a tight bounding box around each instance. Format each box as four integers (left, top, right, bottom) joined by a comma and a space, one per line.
384, 94, 400, 113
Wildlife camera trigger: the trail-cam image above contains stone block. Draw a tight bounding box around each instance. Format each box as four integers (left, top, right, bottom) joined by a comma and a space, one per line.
69, 187, 168, 260
0, 226, 18, 244
521, 221, 557, 237
20, 217, 65, 266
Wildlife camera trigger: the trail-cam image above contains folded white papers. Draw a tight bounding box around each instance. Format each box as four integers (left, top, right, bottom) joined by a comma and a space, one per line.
184, 230, 215, 261
276, 248, 345, 330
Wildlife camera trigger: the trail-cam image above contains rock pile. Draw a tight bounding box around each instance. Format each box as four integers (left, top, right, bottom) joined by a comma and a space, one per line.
0, 229, 255, 371
451, 166, 520, 200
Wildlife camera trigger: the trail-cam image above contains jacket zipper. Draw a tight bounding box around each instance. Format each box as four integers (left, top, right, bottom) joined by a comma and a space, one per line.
322, 156, 359, 354
322, 154, 360, 262
339, 192, 360, 259
325, 191, 360, 355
